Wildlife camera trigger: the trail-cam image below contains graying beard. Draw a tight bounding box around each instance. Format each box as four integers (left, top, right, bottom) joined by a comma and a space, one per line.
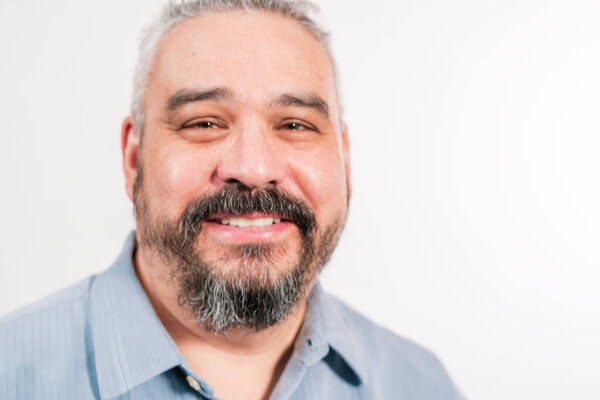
177, 253, 305, 334
134, 170, 343, 334
183, 223, 341, 334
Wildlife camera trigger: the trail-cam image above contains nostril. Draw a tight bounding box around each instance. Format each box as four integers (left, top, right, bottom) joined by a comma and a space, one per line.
214, 138, 286, 188
225, 178, 241, 185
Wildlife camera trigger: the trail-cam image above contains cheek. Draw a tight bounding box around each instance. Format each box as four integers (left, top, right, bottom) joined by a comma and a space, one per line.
143, 145, 216, 217
288, 147, 347, 220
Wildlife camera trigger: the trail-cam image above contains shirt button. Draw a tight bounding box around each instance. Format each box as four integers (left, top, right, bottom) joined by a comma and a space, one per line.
186, 375, 201, 391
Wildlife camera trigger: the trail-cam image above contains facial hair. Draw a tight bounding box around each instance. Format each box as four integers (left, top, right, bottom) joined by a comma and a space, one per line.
133, 167, 344, 334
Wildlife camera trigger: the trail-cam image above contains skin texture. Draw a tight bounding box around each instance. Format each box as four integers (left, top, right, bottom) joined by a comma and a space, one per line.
121, 11, 351, 400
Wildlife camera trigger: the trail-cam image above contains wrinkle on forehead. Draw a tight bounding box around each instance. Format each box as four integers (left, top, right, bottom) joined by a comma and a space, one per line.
145, 10, 341, 129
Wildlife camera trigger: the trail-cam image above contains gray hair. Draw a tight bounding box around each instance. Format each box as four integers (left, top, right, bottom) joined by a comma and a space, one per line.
131, 0, 342, 135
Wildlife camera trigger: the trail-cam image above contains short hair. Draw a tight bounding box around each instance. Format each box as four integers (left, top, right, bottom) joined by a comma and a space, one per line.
131, 0, 342, 135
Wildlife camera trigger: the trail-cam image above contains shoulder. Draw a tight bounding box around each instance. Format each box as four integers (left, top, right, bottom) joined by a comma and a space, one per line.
325, 293, 464, 399
0, 277, 96, 397
0, 276, 94, 328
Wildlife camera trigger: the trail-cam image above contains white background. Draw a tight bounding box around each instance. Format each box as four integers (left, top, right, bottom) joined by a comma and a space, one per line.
1, 1, 599, 399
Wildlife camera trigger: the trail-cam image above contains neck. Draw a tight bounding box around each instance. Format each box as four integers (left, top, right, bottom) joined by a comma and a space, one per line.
134, 244, 308, 399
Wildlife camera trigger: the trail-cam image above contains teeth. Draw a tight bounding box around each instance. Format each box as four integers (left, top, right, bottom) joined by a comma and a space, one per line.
217, 217, 281, 228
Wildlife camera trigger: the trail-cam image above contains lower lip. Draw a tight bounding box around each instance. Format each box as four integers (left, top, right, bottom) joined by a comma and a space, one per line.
203, 221, 295, 243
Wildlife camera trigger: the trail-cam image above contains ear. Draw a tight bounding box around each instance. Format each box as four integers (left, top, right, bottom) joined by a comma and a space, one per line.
121, 116, 140, 202
342, 123, 352, 198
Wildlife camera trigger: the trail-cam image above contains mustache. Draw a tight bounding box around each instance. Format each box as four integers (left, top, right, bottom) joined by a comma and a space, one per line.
177, 183, 317, 240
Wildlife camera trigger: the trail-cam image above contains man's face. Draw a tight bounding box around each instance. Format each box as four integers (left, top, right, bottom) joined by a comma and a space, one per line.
124, 11, 350, 332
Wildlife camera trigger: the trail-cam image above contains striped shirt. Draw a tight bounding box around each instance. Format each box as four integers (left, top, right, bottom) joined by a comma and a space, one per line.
0, 233, 463, 399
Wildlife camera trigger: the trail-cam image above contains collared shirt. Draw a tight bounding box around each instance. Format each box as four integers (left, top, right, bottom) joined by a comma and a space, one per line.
0, 233, 464, 399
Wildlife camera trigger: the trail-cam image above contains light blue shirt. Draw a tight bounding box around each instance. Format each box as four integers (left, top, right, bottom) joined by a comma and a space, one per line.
0, 233, 464, 399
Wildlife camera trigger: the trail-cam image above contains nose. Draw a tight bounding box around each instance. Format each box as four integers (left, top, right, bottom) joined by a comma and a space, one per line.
215, 121, 286, 188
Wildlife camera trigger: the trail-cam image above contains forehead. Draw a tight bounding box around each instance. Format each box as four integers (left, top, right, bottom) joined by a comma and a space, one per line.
147, 11, 338, 115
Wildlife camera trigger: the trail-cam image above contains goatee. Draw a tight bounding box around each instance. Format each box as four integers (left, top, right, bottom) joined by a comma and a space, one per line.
133, 168, 344, 334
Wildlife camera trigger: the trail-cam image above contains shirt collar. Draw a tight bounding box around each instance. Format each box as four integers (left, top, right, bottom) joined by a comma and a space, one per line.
90, 233, 369, 398
90, 232, 184, 399
296, 282, 370, 385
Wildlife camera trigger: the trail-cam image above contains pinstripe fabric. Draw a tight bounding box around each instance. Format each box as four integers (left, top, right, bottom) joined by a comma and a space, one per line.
0, 233, 464, 399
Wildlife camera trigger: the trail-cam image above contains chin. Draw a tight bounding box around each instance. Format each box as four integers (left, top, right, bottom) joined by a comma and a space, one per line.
197, 240, 302, 285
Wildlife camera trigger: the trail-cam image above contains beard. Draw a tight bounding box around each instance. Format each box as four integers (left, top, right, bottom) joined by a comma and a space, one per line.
133, 167, 345, 334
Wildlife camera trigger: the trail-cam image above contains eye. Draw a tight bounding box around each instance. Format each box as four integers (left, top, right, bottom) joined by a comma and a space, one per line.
279, 121, 316, 131
177, 117, 229, 142
284, 122, 303, 130
186, 120, 219, 129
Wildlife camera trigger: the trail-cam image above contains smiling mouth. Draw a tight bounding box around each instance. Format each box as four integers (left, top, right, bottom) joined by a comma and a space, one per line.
216, 217, 281, 228
206, 215, 292, 229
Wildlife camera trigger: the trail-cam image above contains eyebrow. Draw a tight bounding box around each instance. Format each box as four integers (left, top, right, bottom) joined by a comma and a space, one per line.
165, 86, 330, 120
166, 87, 235, 112
268, 93, 330, 120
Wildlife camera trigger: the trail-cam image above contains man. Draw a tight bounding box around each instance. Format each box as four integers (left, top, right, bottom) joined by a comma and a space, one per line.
0, 1, 463, 399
